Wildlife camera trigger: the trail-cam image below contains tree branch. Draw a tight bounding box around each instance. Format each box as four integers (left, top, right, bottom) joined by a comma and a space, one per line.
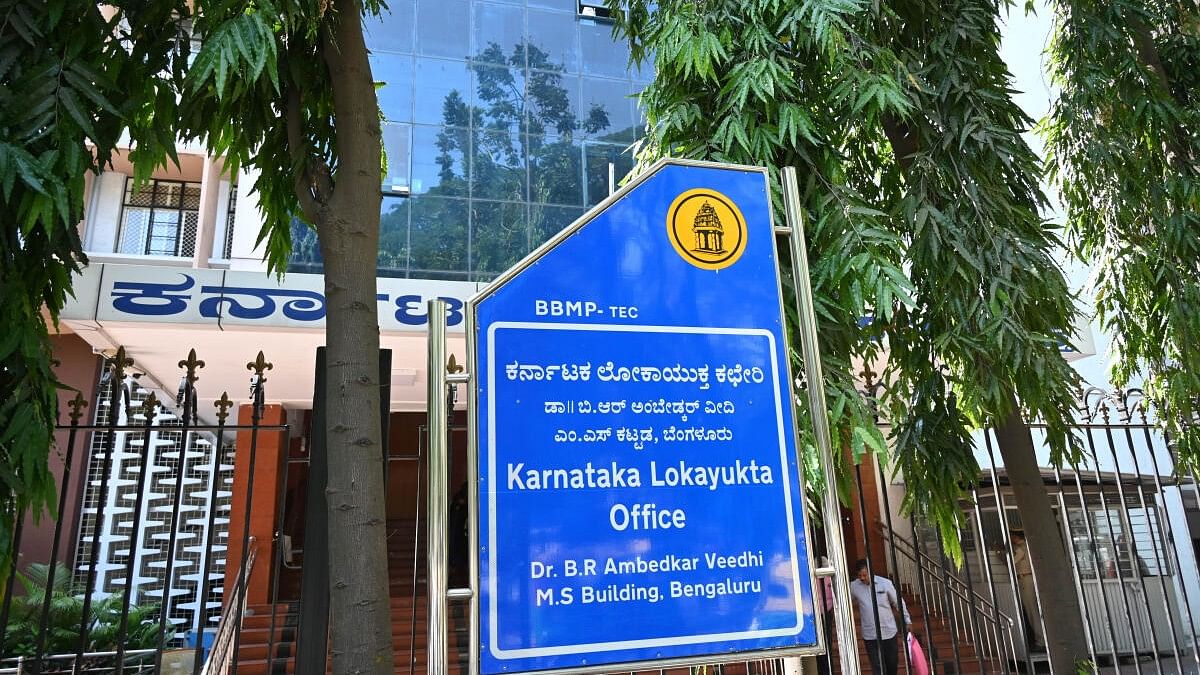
1128, 14, 1193, 167
320, 0, 381, 199
881, 113, 919, 174
285, 84, 324, 223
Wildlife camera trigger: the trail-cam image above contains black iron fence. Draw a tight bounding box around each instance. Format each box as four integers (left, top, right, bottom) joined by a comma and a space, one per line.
7, 342, 1198, 675
832, 386, 1200, 675
0, 347, 285, 675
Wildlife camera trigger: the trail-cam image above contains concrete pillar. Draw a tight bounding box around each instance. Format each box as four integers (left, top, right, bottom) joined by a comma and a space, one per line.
79, 171, 94, 242
192, 157, 224, 268
85, 171, 127, 254
225, 403, 288, 607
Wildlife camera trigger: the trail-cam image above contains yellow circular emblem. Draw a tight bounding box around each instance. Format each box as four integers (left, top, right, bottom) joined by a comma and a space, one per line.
666, 188, 747, 270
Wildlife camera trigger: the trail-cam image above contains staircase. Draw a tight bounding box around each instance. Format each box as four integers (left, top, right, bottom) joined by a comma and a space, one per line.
227, 519, 1015, 675
826, 589, 1009, 674
231, 519, 468, 675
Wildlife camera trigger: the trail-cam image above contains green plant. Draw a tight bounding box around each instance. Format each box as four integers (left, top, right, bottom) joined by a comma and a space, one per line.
2, 563, 161, 660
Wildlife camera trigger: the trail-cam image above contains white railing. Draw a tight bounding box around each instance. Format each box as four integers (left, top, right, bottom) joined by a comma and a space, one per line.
0, 650, 157, 674
881, 523, 1019, 668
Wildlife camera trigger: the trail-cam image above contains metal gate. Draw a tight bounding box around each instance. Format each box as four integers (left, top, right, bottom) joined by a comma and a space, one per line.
0, 346, 285, 674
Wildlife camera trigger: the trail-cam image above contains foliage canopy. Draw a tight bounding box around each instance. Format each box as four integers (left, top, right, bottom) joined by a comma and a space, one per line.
0, 0, 187, 568
611, 0, 1083, 543
1042, 0, 1200, 471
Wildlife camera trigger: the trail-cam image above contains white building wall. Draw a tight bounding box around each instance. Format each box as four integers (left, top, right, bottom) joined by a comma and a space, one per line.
227, 168, 269, 272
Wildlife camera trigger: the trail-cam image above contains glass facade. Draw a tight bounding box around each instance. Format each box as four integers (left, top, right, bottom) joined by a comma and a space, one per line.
288, 1, 650, 280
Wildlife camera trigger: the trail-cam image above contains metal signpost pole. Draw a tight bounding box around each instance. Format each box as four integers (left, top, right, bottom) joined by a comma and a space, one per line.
427, 299, 450, 675
781, 166, 862, 675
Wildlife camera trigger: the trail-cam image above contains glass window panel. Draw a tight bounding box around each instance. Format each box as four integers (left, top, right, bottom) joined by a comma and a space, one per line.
471, 200, 528, 277
529, 203, 585, 246
580, 76, 634, 141
127, 183, 154, 207
527, 10, 579, 74
372, 53, 414, 122
409, 196, 468, 277
182, 185, 202, 209
378, 196, 412, 276
472, 130, 527, 201
383, 123, 412, 193
528, 0, 574, 12
415, 58, 473, 125
412, 124, 469, 196
527, 71, 580, 138
118, 208, 151, 254
630, 81, 648, 136
579, 19, 628, 78
631, 53, 655, 83
529, 136, 582, 205
157, 182, 182, 208
417, 0, 470, 58
365, 0, 415, 53
474, 3, 524, 61
583, 142, 633, 206
472, 62, 526, 135
287, 218, 323, 275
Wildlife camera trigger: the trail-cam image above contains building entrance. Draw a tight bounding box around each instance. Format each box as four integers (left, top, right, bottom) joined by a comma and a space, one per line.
251, 410, 470, 675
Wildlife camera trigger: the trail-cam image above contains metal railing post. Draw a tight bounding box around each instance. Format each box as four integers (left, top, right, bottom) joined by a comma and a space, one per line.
781, 166, 860, 675
427, 299, 450, 675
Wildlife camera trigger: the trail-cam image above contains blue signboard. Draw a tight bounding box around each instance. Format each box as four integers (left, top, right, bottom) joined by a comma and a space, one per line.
471, 159, 817, 674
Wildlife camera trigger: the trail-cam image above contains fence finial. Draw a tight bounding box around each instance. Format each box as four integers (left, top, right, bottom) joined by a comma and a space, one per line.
140, 391, 161, 418
67, 391, 89, 423
215, 391, 235, 423
178, 348, 206, 385
247, 351, 273, 380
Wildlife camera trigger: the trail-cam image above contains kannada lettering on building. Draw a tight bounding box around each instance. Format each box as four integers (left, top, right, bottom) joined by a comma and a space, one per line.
471, 160, 819, 674
62, 264, 477, 332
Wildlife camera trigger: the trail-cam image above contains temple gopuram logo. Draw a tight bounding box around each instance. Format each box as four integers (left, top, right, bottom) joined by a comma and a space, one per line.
666, 188, 747, 270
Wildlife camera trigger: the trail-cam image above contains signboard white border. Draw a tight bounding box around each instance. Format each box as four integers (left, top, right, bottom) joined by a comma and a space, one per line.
485, 322, 806, 658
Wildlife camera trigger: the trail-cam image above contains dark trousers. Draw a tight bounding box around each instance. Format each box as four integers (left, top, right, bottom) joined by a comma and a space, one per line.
863, 635, 898, 675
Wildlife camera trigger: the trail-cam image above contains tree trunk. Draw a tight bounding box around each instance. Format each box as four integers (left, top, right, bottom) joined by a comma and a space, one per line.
316, 0, 395, 672
881, 111, 1090, 672
994, 406, 1090, 673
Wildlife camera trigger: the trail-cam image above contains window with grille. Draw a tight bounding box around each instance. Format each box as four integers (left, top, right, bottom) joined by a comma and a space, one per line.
223, 183, 237, 259
117, 178, 202, 257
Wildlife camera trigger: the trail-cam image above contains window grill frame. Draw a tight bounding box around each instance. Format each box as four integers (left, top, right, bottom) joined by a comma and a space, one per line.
223, 182, 238, 259
117, 176, 203, 257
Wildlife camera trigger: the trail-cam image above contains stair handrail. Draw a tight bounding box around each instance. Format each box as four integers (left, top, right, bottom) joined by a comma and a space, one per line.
880, 523, 1013, 625
201, 537, 258, 675
880, 522, 1018, 665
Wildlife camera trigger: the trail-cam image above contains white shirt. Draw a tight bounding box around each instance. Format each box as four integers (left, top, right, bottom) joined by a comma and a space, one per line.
850, 575, 911, 640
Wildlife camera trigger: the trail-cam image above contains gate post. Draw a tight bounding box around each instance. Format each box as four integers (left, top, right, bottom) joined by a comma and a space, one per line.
427, 299, 450, 675
226, 403, 288, 606
782, 166, 861, 675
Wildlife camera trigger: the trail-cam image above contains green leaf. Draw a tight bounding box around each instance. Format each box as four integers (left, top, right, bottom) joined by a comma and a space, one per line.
57, 87, 97, 139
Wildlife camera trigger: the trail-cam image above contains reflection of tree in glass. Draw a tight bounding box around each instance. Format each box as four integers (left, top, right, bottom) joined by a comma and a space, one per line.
407, 41, 613, 279
293, 42, 628, 280
289, 217, 322, 273
378, 198, 410, 276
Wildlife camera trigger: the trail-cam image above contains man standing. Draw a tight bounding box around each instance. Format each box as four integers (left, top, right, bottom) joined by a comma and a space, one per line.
849, 559, 911, 675
1009, 528, 1046, 651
